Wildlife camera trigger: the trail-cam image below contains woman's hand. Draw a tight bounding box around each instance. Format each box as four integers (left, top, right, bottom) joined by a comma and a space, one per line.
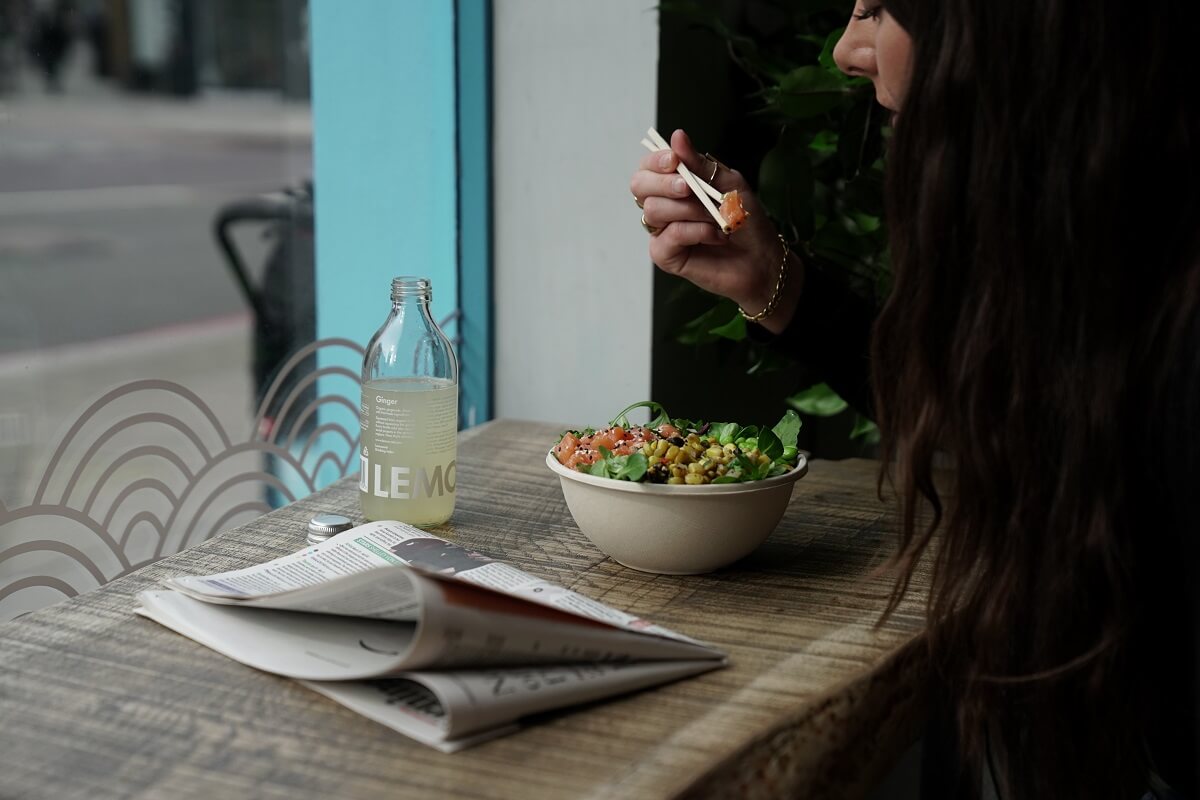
629, 129, 802, 332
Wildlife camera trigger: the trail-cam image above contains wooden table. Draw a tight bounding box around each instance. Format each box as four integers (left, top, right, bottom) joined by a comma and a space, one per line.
0, 419, 930, 799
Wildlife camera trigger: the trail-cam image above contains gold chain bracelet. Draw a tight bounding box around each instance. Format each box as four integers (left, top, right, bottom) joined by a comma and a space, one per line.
738, 234, 789, 322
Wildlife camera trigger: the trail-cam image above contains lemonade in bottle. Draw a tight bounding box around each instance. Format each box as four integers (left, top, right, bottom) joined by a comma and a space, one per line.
359, 277, 459, 526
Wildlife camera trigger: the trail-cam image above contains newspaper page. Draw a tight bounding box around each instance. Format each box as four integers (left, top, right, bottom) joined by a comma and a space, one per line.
136, 575, 718, 678
300, 659, 723, 753
166, 521, 438, 614
165, 521, 714, 648
135, 520, 730, 751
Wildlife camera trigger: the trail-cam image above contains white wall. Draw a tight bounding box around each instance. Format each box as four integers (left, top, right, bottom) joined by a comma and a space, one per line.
492, 1, 659, 427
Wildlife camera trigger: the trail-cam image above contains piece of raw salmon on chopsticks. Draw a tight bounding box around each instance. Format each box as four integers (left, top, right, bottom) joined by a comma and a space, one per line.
641, 127, 749, 235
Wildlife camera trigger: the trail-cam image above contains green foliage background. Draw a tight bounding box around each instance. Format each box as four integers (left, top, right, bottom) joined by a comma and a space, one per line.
660, 0, 892, 442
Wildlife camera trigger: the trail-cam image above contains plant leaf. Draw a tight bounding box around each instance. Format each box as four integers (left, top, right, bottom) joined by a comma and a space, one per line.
677, 300, 740, 345
788, 383, 849, 416
758, 131, 814, 242
809, 129, 838, 154
709, 312, 747, 341
764, 65, 848, 119
849, 415, 881, 444
747, 348, 798, 375
818, 27, 843, 70
850, 211, 881, 233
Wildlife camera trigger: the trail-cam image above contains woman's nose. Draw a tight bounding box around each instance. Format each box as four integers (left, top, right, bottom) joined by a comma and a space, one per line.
832, 20, 876, 78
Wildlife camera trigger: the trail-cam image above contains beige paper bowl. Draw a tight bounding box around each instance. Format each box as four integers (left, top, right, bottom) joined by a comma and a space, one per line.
546, 451, 808, 574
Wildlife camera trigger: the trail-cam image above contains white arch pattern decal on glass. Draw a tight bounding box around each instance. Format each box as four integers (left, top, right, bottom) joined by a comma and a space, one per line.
0, 338, 366, 622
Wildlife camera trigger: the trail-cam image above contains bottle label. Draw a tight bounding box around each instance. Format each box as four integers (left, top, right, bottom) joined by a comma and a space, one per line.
360, 378, 457, 526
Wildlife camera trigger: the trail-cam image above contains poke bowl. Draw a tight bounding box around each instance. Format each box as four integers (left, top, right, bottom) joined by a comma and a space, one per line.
545, 402, 809, 575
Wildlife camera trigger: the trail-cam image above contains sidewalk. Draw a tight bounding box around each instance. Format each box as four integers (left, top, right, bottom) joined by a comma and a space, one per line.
0, 51, 311, 143
0, 88, 312, 143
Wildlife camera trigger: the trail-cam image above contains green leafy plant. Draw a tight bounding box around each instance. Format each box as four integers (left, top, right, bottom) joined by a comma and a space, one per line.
788, 382, 879, 444
660, 0, 891, 441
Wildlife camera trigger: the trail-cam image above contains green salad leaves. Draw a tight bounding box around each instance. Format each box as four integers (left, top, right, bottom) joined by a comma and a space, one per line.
582, 447, 648, 482
568, 400, 802, 484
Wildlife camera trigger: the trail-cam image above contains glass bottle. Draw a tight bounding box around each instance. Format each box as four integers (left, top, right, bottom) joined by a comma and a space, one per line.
359, 277, 459, 526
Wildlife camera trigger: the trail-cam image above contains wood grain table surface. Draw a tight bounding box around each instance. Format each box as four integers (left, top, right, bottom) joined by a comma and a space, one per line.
0, 419, 930, 800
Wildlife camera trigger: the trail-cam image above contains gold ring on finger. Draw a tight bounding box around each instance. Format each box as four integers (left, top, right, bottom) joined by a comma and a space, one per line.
641, 213, 660, 235
702, 152, 727, 183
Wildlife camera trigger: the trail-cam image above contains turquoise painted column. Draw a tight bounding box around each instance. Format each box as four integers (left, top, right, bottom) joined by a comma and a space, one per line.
309, 0, 460, 485
455, 0, 492, 426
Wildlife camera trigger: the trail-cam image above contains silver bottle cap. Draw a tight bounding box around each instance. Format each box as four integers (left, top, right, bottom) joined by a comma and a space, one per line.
307, 513, 354, 545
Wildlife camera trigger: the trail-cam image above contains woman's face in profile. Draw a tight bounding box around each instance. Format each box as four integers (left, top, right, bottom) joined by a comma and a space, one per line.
832, 2, 913, 112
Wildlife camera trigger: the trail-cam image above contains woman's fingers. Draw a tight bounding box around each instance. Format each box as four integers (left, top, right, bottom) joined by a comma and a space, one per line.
668, 129, 707, 178
669, 128, 747, 193
641, 196, 716, 228
638, 147, 678, 173
632, 132, 793, 319
629, 170, 691, 205
633, 128, 747, 208
648, 221, 729, 268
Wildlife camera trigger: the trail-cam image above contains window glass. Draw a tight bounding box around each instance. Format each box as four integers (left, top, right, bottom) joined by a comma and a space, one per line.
0, 0, 348, 621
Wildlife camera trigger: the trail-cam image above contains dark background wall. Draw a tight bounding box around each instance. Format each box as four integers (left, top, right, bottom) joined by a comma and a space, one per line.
651, 0, 872, 460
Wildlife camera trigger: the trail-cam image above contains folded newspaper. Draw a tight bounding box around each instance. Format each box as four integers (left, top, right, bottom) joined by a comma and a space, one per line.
135, 521, 726, 752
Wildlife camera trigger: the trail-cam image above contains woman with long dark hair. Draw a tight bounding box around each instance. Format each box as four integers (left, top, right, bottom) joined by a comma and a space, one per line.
631, 1, 1200, 797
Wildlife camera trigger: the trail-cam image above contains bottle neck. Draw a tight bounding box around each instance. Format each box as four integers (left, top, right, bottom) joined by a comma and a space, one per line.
390, 276, 433, 310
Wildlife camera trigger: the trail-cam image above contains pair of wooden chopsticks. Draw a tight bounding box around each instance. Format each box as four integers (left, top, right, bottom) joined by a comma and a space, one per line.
640, 127, 731, 233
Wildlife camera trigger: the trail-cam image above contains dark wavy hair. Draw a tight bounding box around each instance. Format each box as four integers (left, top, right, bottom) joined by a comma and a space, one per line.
871, 0, 1200, 796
